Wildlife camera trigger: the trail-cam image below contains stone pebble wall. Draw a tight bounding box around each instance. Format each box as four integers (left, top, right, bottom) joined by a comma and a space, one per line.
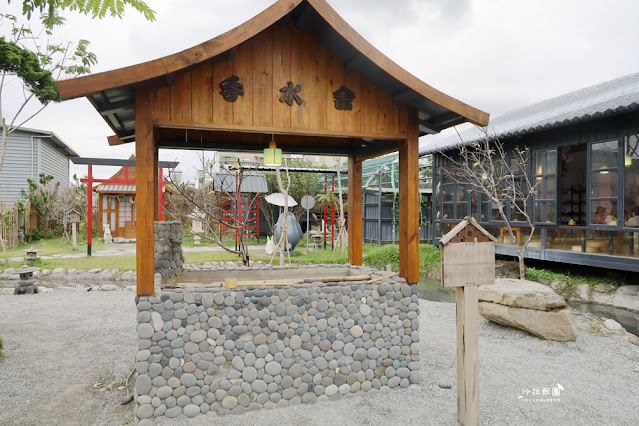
154, 221, 184, 278
134, 265, 420, 424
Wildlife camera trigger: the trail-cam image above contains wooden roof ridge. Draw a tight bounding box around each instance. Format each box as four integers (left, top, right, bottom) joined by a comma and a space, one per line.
439, 216, 497, 245
56, 0, 302, 101
306, 0, 488, 126
55, 0, 488, 127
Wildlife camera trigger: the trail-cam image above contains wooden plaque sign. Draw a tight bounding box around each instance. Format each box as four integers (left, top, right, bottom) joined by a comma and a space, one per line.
441, 242, 495, 287
440, 217, 495, 288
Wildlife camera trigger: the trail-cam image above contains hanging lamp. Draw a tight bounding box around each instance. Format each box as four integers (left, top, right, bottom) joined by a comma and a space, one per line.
263, 140, 282, 167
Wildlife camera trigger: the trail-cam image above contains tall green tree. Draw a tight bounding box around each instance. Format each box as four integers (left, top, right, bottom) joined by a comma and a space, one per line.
12, 0, 155, 29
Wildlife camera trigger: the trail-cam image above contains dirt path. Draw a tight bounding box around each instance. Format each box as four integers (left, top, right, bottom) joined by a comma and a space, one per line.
0, 290, 137, 425
1, 289, 638, 425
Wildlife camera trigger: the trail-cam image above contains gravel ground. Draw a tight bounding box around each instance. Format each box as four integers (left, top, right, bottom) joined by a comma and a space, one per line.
1, 289, 638, 425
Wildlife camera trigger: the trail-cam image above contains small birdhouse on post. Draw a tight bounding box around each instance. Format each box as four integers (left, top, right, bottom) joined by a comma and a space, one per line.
66, 209, 81, 224
440, 216, 496, 426
67, 209, 81, 250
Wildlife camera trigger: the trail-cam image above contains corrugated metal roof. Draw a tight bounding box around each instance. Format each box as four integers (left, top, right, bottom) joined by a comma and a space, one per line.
212, 173, 268, 194
96, 184, 136, 193
420, 71, 639, 155
14, 126, 79, 157
95, 184, 175, 193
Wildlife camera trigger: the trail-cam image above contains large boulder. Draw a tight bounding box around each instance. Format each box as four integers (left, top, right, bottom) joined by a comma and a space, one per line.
479, 278, 567, 311
479, 302, 576, 342
479, 278, 576, 342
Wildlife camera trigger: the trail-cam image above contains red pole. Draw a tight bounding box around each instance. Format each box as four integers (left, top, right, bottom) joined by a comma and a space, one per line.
158, 168, 164, 221
331, 175, 335, 249
323, 175, 327, 249
87, 164, 93, 256
235, 173, 239, 248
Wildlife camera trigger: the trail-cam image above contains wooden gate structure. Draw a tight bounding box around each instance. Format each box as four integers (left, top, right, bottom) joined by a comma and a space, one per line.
56, 0, 488, 295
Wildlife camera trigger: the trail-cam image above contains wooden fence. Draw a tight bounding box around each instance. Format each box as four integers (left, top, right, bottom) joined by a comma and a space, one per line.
0, 200, 31, 248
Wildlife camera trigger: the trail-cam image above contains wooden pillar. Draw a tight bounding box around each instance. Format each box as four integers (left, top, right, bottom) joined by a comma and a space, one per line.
456, 286, 480, 426
399, 107, 420, 283
348, 155, 362, 265
135, 86, 158, 296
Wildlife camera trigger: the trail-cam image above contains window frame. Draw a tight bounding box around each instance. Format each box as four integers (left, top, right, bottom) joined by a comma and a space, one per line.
587, 139, 622, 227
533, 148, 558, 225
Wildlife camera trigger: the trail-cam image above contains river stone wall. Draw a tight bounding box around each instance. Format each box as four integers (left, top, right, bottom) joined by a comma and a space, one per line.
154, 221, 184, 278
134, 265, 420, 424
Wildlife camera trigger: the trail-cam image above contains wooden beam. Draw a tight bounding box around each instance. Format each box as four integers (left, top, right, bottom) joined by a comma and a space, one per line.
107, 135, 126, 146
153, 119, 405, 141
392, 89, 418, 105
354, 140, 399, 161
135, 85, 158, 296
419, 118, 443, 134
347, 154, 362, 265
398, 107, 420, 283
98, 99, 134, 116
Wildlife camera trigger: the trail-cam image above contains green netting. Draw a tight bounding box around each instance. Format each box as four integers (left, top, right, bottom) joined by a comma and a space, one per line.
325, 153, 433, 191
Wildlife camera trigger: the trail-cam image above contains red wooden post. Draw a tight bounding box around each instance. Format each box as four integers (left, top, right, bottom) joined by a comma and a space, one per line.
331, 175, 335, 249
323, 175, 327, 249
87, 164, 93, 256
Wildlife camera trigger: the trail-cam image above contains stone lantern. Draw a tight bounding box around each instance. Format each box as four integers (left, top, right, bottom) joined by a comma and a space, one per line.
13, 262, 39, 295
22, 245, 42, 261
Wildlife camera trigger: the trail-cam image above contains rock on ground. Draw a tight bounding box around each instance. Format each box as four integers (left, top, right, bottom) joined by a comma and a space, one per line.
479, 278, 576, 341
479, 278, 566, 311
479, 302, 577, 342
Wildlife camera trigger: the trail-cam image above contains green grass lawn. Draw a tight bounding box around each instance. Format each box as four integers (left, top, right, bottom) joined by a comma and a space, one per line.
4, 234, 108, 257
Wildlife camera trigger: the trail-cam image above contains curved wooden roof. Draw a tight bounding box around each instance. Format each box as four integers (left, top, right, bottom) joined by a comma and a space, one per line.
57, 0, 488, 140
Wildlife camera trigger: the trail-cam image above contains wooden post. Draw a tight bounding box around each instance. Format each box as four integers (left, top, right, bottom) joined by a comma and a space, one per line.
347, 155, 362, 265
87, 164, 93, 256
440, 218, 495, 426
456, 286, 479, 426
399, 107, 420, 283
135, 85, 158, 296
72, 222, 77, 250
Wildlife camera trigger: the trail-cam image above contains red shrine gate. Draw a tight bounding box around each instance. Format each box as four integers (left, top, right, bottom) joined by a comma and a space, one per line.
70, 157, 178, 255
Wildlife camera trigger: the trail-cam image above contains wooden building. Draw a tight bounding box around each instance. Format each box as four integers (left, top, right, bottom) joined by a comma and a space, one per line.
56, 0, 488, 295
94, 157, 175, 240
0, 127, 77, 203
423, 72, 639, 272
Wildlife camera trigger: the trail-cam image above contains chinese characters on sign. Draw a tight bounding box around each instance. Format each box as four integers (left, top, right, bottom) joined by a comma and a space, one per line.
519, 383, 564, 402
279, 81, 303, 106
219, 75, 244, 102
218, 77, 356, 109
332, 85, 355, 110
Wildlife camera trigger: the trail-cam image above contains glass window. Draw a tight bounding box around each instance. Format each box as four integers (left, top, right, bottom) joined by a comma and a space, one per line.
589, 140, 619, 225
591, 140, 618, 170
533, 149, 557, 224
624, 135, 639, 227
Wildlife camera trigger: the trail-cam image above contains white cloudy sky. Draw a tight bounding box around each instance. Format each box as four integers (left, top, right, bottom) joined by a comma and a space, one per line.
4, 0, 639, 181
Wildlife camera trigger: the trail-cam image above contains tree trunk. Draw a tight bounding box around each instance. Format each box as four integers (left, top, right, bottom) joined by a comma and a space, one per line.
518, 252, 525, 280
0, 122, 8, 176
